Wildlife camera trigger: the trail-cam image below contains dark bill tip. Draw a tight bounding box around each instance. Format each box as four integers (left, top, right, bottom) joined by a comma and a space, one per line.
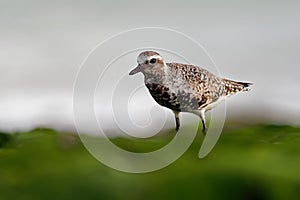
129, 65, 141, 75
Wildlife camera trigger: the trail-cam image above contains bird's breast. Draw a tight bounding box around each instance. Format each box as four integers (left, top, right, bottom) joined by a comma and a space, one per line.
145, 83, 180, 110
145, 83, 203, 111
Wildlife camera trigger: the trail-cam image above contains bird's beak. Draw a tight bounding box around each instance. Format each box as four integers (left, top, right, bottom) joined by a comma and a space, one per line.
129, 65, 141, 75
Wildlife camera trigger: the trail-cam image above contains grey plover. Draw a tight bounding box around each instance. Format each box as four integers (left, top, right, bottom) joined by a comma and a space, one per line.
129, 51, 252, 134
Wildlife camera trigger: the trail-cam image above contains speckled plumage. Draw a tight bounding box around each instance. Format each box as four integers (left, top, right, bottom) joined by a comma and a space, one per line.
129, 51, 252, 133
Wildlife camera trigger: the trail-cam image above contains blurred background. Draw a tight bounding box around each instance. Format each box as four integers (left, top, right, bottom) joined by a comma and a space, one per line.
1, 0, 300, 199
0, 0, 299, 133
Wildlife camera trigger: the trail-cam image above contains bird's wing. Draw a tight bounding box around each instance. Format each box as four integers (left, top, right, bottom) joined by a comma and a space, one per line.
167, 63, 225, 108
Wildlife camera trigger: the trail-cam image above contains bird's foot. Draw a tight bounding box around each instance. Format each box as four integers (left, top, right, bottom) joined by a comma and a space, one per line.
202, 128, 207, 135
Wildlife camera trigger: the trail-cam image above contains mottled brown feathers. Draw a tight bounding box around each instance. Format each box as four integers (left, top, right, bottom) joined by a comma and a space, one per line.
222, 79, 252, 96
145, 62, 252, 111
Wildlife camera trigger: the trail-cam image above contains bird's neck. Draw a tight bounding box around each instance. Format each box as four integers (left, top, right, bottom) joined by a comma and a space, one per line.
144, 63, 169, 85
144, 72, 165, 85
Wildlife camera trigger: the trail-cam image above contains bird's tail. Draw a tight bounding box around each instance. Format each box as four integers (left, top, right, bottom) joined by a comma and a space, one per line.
222, 78, 253, 95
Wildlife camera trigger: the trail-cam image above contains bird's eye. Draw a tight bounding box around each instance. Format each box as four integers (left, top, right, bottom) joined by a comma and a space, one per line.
150, 58, 156, 64
145, 60, 148, 64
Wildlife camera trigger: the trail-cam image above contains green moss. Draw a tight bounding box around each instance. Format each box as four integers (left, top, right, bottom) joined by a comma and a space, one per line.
1, 124, 300, 200
0, 132, 14, 148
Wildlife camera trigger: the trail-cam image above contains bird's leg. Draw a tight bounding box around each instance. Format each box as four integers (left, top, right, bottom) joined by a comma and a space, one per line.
173, 111, 180, 132
199, 109, 207, 135
192, 110, 207, 135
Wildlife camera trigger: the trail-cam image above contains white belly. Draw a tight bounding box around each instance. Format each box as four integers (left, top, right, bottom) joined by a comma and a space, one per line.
204, 96, 228, 112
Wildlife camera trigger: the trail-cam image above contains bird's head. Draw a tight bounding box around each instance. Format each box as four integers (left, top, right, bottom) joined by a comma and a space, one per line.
129, 51, 165, 76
